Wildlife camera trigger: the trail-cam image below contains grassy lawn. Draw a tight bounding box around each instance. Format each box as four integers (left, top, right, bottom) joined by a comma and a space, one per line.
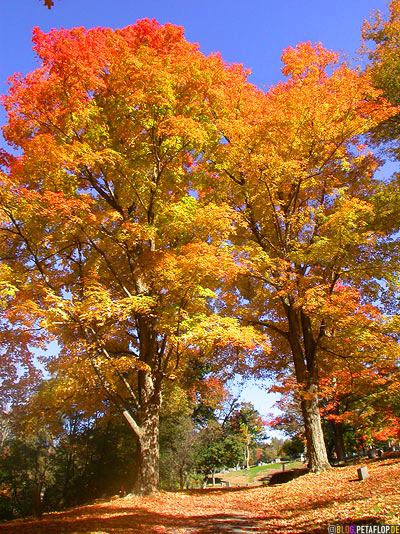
217, 461, 304, 484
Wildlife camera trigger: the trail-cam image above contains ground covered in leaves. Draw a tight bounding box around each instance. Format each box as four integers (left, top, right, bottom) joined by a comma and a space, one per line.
1, 455, 399, 534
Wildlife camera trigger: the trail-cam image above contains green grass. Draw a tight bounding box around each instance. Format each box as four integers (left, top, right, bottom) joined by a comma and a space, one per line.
217, 462, 304, 484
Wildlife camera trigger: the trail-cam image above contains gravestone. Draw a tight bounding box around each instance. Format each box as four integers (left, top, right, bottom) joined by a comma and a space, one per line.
357, 466, 368, 481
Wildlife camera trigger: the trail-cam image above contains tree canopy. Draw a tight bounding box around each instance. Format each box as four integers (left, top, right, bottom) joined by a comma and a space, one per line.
0, 20, 269, 495
1, 12, 400, 502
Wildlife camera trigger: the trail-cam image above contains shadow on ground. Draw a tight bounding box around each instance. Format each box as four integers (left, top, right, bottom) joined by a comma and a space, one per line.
260, 468, 308, 486
0, 508, 282, 534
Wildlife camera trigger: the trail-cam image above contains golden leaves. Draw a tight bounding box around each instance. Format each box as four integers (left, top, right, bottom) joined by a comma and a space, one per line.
182, 314, 271, 353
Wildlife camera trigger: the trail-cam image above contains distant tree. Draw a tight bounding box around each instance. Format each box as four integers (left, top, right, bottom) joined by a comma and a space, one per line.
196, 422, 244, 484
262, 438, 285, 463
280, 437, 305, 459
228, 403, 267, 469
0, 409, 57, 518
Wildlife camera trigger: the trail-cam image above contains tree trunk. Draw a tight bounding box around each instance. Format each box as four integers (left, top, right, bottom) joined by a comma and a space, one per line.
331, 420, 346, 463
179, 467, 185, 490
31, 485, 42, 518
287, 306, 331, 473
133, 396, 161, 495
301, 387, 331, 472
245, 442, 250, 469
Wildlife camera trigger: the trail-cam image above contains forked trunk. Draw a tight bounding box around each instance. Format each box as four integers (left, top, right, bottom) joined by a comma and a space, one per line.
119, 372, 162, 495
288, 307, 331, 473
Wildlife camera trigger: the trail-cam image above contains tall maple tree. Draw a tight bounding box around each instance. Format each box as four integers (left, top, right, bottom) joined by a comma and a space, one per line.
362, 0, 400, 149
204, 42, 395, 471
0, 21, 270, 494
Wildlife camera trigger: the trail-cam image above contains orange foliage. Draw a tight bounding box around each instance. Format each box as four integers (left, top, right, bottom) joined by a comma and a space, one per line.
1, 455, 399, 533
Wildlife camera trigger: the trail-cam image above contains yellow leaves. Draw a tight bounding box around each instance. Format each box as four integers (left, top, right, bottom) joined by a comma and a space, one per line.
117, 221, 156, 244
68, 142, 123, 171
95, 354, 151, 376
299, 284, 330, 313
195, 286, 217, 299
322, 195, 374, 234
54, 285, 156, 329
182, 314, 271, 354
0, 265, 18, 306
119, 295, 156, 317
161, 115, 208, 146
158, 196, 238, 246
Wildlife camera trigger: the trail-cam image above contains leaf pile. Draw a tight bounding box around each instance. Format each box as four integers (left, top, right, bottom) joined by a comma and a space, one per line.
1, 455, 399, 533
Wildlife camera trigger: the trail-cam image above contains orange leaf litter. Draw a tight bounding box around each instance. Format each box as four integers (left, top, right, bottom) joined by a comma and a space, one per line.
1, 455, 399, 533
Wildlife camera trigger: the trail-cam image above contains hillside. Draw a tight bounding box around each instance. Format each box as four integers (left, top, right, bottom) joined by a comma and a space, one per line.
1, 455, 399, 534
213, 461, 304, 487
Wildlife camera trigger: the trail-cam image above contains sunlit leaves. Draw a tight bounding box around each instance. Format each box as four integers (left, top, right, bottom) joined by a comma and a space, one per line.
0, 20, 272, 493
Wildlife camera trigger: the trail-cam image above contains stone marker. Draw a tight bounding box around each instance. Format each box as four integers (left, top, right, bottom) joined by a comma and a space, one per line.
357, 466, 368, 481
226, 481, 231, 488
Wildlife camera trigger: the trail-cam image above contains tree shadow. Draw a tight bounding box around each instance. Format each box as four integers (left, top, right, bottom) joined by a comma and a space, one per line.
0, 508, 280, 533
267, 468, 308, 486
0, 497, 389, 534
173, 486, 255, 495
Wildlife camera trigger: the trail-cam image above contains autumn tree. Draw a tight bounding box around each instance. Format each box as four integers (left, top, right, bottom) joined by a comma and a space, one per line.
204, 42, 395, 472
360, 1, 400, 451
228, 402, 266, 469
319, 350, 400, 454
362, 0, 400, 149
0, 21, 269, 494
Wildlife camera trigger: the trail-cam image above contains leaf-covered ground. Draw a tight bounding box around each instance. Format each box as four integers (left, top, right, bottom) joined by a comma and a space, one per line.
1, 455, 399, 534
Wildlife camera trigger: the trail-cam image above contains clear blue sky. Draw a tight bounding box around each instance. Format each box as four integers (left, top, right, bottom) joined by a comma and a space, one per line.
0, 0, 389, 91
0, 0, 391, 425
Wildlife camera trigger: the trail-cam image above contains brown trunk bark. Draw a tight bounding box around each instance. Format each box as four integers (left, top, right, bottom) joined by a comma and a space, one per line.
286, 304, 331, 473
31, 486, 42, 518
133, 394, 161, 495
331, 420, 346, 463
300, 385, 331, 472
